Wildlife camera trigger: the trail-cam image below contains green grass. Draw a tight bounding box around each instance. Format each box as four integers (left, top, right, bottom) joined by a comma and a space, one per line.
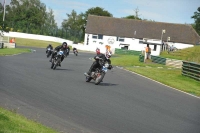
0, 107, 58, 133
160, 45, 200, 63
111, 54, 200, 97
14, 37, 61, 48
0, 48, 31, 56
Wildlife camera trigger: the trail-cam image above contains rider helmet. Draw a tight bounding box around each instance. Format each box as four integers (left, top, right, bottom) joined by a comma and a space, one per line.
105, 50, 112, 59
62, 42, 67, 48
96, 48, 100, 54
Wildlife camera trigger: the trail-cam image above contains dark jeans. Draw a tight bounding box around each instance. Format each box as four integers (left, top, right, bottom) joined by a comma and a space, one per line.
87, 61, 100, 74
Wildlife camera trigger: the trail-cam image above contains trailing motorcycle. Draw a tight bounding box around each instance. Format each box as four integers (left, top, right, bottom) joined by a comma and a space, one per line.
73, 49, 78, 56
50, 50, 64, 70
46, 48, 53, 58
85, 58, 110, 85
64, 49, 69, 58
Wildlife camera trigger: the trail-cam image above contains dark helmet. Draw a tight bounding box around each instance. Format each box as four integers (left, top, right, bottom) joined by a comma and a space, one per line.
48, 44, 52, 46
62, 42, 67, 48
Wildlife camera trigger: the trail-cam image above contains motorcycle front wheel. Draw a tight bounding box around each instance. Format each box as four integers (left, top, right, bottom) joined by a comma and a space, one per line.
51, 60, 54, 69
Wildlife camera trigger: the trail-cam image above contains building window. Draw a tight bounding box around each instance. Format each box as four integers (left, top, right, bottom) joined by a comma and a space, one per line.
153, 45, 157, 51
98, 34, 103, 39
117, 37, 124, 42
92, 34, 98, 39
139, 40, 143, 44
92, 34, 103, 39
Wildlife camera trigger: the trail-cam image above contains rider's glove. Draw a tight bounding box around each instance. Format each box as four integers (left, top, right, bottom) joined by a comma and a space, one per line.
108, 65, 113, 70
95, 56, 100, 60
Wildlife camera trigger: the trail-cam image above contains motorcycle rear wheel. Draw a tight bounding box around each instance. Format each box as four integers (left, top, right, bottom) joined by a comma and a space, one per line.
95, 72, 105, 85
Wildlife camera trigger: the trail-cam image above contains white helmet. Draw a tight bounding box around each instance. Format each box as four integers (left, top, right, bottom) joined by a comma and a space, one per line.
105, 51, 112, 59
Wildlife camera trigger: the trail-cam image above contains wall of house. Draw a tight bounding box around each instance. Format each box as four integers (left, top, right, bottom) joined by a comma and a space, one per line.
83, 33, 163, 55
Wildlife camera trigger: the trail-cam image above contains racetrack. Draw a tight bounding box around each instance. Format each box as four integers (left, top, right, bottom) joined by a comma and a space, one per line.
0, 47, 200, 133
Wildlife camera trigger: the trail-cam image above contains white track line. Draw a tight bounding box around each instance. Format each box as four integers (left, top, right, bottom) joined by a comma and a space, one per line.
116, 66, 200, 99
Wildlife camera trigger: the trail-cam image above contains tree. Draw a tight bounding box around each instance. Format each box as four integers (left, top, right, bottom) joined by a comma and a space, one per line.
123, 7, 142, 20
0, 2, 10, 32
191, 7, 200, 35
62, 10, 83, 42
3, 0, 57, 35
44, 8, 57, 36
123, 15, 141, 20
81, 7, 113, 41
85, 7, 113, 17
61, 7, 113, 42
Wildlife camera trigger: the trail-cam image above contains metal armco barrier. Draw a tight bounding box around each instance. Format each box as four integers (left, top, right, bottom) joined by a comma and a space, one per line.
151, 55, 166, 65
182, 61, 200, 81
139, 54, 144, 62
166, 58, 182, 68
115, 49, 141, 55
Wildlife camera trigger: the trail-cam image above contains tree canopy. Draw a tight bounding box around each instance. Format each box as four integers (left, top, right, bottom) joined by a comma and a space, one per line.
191, 7, 200, 35
1, 1, 198, 43
1, 0, 57, 35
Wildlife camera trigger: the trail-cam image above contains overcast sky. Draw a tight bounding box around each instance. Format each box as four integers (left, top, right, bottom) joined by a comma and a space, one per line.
3, 0, 200, 27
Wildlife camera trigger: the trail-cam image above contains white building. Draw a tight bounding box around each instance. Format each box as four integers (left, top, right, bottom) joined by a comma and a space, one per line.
84, 15, 200, 55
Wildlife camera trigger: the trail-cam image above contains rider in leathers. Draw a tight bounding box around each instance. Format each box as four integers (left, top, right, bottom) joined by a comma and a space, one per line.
49, 42, 69, 66
84, 50, 112, 77
46, 44, 53, 53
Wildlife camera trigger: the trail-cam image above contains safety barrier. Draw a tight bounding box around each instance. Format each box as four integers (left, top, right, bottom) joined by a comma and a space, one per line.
182, 61, 200, 81
139, 54, 144, 62
115, 48, 141, 55
151, 55, 166, 65
2, 43, 16, 48
166, 58, 182, 68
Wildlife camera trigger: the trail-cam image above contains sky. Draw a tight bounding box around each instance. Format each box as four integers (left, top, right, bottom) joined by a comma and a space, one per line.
3, 0, 200, 27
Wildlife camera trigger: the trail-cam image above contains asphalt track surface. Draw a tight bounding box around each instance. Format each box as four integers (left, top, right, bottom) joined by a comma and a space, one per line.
0, 47, 200, 133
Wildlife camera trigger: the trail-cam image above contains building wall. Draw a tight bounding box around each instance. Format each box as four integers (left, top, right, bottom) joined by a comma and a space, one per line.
83, 33, 162, 55
83, 33, 194, 56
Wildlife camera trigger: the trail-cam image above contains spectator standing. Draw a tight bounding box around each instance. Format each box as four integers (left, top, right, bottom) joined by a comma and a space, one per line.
145, 44, 151, 60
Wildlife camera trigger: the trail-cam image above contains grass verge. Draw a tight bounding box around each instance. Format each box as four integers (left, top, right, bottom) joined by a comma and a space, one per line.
14, 37, 61, 48
0, 48, 31, 56
0, 107, 58, 133
160, 45, 200, 63
111, 55, 200, 97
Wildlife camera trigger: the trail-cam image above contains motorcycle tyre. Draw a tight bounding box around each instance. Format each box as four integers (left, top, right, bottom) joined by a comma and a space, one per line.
53, 58, 61, 70
51, 61, 54, 69
53, 63, 57, 70
95, 72, 105, 85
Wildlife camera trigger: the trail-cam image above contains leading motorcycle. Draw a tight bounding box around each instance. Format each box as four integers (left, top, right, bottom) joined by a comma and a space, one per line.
50, 50, 64, 70
85, 58, 110, 85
